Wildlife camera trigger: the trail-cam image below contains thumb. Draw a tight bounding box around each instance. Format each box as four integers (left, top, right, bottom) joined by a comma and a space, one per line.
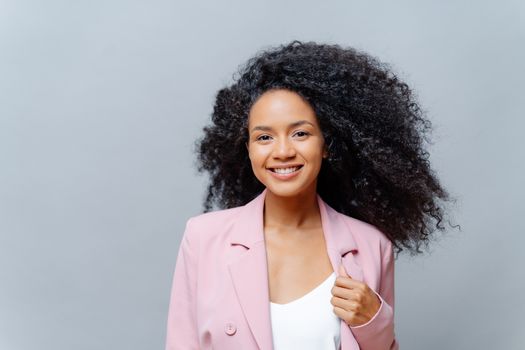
338, 264, 351, 278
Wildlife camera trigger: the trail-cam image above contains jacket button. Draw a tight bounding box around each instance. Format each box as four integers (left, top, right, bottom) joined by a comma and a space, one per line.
224, 323, 237, 335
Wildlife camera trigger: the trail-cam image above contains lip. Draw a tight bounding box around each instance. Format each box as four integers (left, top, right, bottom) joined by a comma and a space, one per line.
266, 165, 303, 180
266, 164, 304, 169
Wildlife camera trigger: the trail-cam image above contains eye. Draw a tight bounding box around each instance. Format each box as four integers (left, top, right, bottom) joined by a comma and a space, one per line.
256, 134, 272, 141
293, 131, 310, 138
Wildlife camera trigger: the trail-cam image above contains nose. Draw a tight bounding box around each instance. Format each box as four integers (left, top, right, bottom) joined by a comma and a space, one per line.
273, 137, 296, 159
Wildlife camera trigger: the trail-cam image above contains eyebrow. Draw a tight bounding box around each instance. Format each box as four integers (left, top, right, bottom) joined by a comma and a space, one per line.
250, 120, 315, 132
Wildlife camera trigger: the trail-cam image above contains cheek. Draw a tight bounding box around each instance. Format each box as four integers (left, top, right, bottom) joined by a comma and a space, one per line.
299, 143, 325, 162
247, 150, 268, 184
247, 147, 266, 167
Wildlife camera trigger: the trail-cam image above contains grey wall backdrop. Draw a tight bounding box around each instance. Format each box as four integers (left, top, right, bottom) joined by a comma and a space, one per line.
1, 0, 523, 349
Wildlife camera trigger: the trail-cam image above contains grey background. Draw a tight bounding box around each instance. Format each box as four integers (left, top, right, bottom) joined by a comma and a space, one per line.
1, 0, 523, 349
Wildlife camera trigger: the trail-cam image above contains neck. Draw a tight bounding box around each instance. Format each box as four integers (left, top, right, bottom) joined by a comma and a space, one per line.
263, 188, 320, 231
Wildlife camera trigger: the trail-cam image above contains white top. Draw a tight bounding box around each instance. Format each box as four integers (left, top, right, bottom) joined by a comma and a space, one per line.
269, 272, 341, 350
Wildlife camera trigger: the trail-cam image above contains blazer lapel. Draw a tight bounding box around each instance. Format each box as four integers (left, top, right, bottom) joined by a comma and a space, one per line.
228, 189, 274, 350
228, 189, 364, 350
317, 193, 363, 282
317, 193, 363, 349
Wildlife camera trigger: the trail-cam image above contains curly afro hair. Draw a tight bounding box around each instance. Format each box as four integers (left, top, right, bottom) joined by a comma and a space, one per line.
195, 40, 456, 255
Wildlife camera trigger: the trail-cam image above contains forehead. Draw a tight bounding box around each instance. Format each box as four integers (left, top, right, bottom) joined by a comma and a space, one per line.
248, 89, 318, 128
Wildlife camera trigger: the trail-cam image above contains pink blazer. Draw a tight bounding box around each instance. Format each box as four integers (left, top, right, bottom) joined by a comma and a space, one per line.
165, 188, 399, 350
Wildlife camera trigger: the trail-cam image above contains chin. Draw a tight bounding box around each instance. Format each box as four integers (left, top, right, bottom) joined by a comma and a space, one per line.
266, 187, 301, 198
264, 182, 316, 199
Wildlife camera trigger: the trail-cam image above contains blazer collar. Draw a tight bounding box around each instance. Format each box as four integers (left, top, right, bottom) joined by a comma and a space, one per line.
227, 188, 361, 350
229, 188, 358, 256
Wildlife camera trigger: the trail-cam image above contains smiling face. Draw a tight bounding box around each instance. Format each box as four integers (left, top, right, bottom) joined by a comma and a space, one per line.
246, 89, 328, 198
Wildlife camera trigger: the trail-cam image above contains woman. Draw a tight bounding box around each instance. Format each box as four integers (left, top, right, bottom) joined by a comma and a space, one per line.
165, 40, 452, 350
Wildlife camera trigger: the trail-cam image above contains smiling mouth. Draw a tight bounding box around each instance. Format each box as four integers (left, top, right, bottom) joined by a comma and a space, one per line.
268, 165, 303, 174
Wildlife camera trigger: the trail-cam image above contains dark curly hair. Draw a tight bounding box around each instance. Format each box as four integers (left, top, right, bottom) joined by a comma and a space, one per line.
195, 40, 457, 255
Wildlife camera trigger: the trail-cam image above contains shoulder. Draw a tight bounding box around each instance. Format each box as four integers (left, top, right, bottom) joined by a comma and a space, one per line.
181, 206, 244, 242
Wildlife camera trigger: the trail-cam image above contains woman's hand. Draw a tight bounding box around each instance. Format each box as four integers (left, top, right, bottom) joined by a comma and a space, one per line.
330, 264, 381, 327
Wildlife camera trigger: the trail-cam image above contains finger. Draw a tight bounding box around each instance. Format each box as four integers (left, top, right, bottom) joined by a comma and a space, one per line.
332, 305, 348, 321
332, 305, 357, 326
331, 295, 358, 312
334, 276, 362, 290
331, 286, 363, 303
331, 285, 354, 299
338, 264, 352, 279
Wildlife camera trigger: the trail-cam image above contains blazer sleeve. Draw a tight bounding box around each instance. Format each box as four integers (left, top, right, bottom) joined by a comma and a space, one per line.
165, 218, 200, 350
349, 239, 399, 350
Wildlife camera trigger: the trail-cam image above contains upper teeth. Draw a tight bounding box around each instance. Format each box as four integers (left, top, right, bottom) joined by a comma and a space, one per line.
273, 167, 299, 174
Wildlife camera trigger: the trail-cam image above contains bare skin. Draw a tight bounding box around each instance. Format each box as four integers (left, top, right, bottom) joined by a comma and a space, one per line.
263, 189, 333, 304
